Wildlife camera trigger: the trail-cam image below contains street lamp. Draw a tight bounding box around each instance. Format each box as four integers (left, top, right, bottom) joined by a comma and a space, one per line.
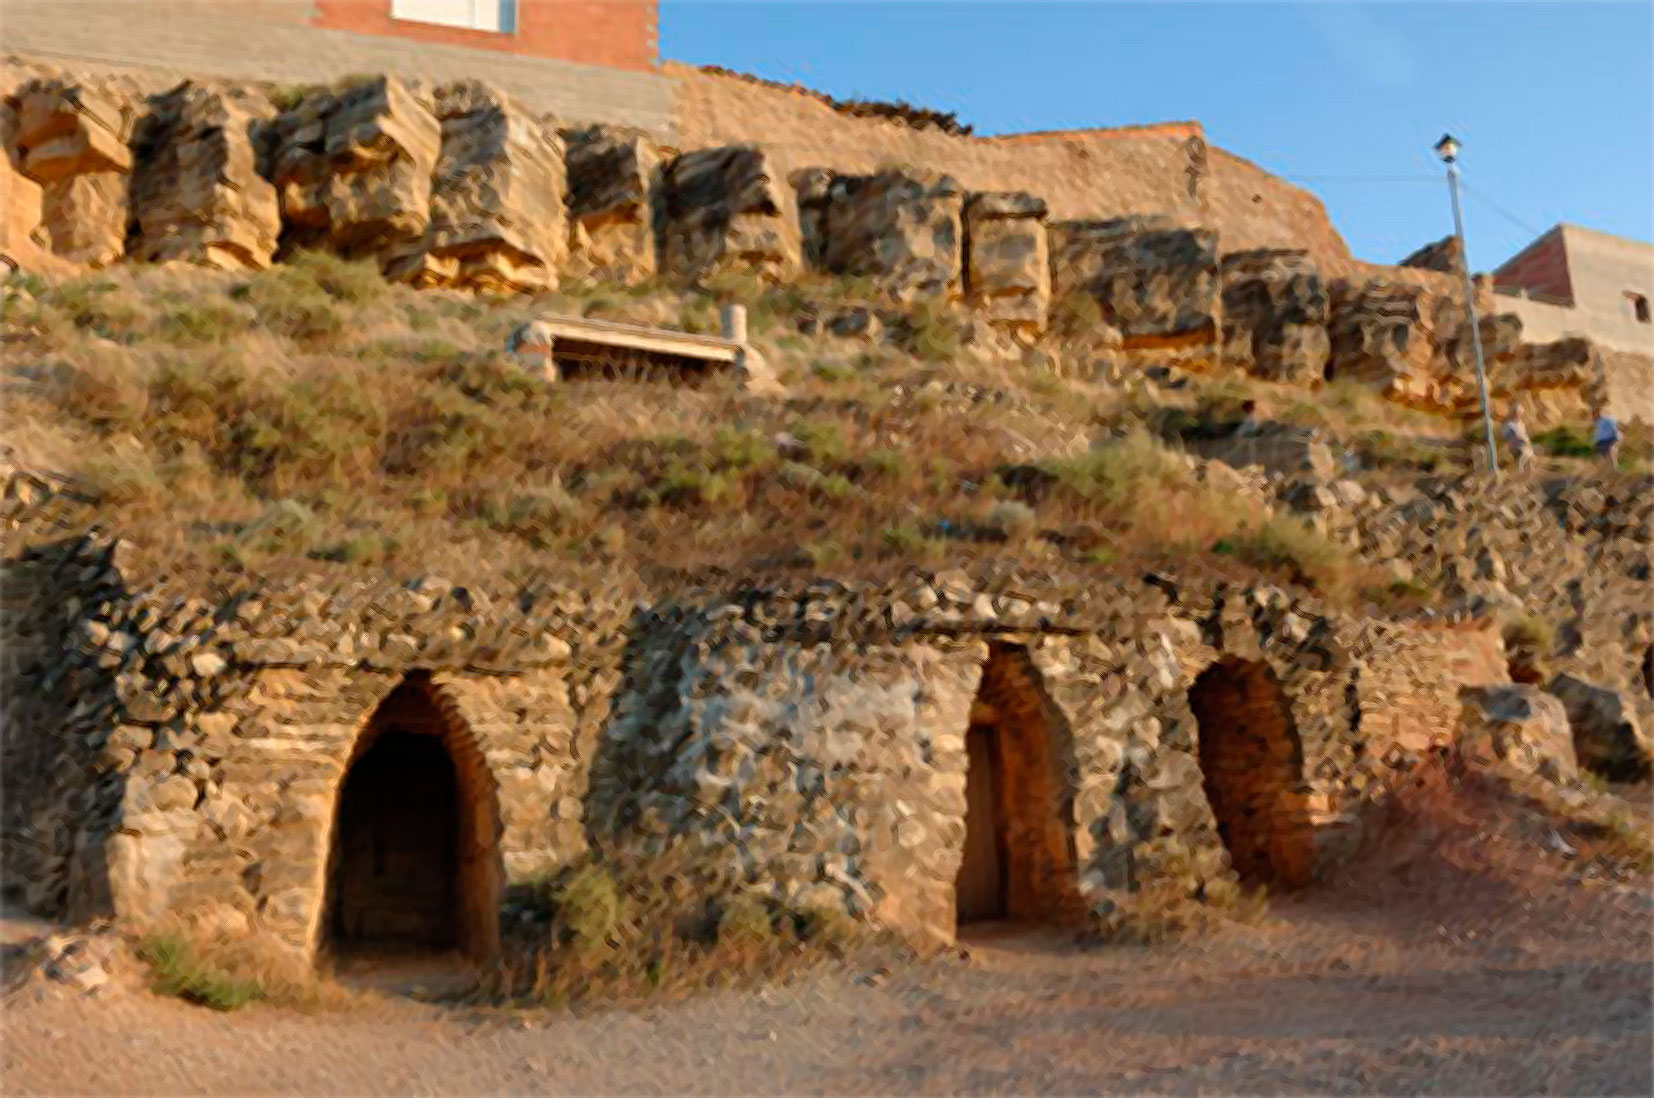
1435, 132, 1499, 479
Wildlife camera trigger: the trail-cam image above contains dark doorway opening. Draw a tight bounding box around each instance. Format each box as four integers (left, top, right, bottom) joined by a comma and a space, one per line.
953, 644, 1079, 928
329, 730, 460, 950
322, 676, 502, 964
958, 725, 1007, 921
1189, 658, 1314, 888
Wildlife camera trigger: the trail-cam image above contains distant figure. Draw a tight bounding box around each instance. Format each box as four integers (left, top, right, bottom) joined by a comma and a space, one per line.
1501, 405, 1532, 471
1593, 411, 1621, 468
1236, 399, 1262, 437
506, 320, 558, 382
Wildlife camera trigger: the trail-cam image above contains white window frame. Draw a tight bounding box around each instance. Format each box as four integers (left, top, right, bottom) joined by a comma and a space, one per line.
390, 0, 515, 34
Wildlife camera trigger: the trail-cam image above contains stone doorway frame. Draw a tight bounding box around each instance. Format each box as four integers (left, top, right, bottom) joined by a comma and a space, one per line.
317, 672, 504, 963
952, 642, 1083, 931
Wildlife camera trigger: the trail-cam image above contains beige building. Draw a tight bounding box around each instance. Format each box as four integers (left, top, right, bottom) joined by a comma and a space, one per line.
1493, 223, 1654, 355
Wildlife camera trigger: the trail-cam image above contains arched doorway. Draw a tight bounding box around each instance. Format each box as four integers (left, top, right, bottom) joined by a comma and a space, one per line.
1189, 658, 1314, 888
954, 643, 1079, 927
322, 674, 502, 961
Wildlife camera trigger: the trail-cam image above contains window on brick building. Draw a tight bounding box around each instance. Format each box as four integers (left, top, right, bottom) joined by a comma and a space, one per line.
1628, 292, 1651, 324
391, 0, 515, 33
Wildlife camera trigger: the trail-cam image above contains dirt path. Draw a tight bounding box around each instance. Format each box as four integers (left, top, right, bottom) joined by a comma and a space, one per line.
4, 880, 1649, 1097
6, 770, 1651, 1096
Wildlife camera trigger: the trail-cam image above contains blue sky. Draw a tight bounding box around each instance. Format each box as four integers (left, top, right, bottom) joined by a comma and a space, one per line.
660, 1, 1654, 271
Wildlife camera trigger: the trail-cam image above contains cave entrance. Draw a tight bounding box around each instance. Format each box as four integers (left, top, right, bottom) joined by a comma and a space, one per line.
1189, 658, 1314, 888
323, 676, 501, 962
954, 644, 1079, 928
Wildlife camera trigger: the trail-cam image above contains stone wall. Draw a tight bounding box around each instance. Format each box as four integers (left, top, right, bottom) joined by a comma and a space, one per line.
5, 483, 1546, 958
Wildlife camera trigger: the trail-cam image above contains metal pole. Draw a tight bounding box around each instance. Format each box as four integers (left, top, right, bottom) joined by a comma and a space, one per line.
1446, 161, 1499, 479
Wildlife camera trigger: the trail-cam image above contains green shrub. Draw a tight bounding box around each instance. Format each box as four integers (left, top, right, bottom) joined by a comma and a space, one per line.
551, 865, 623, 955
137, 935, 264, 1012
1534, 424, 1593, 458
715, 894, 775, 949
156, 299, 251, 345
892, 298, 962, 362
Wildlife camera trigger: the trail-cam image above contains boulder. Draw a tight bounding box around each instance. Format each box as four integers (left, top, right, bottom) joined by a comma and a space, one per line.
1049, 215, 1219, 352
127, 82, 280, 271
1456, 684, 1577, 783
408, 81, 567, 293
1546, 674, 1652, 781
266, 76, 440, 265
5, 77, 139, 267
815, 169, 965, 301
1219, 249, 1330, 383
964, 191, 1049, 335
563, 124, 659, 285
658, 144, 798, 283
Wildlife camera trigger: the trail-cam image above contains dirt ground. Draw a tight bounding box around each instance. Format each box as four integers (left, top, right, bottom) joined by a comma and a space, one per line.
4, 773, 1651, 1097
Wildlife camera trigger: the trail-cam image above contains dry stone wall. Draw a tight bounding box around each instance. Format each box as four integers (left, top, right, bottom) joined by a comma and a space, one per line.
5, 477, 1546, 959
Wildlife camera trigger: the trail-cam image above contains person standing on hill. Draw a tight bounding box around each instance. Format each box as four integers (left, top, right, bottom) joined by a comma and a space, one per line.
1593, 410, 1622, 468
1501, 405, 1533, 471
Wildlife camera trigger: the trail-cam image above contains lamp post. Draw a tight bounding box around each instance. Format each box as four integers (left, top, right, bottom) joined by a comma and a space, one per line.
1435, 133, 1499, 480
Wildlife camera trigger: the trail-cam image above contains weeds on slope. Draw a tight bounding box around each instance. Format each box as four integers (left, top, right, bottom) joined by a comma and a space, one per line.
4, 255, 1452, 605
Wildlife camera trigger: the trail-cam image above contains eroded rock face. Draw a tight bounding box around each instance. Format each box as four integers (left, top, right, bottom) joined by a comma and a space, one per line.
813, 169, 965, 301
1456, 684, 1577, 783
266, 76, 440, 267
563, 124, 659, 285
395, 81, 567, 293
964, 191, 1049, 335
5, 77, 139, 266
1326, 280, 1445, 404
658, 144, 798, 283
1049, 216, 1220, 351
1220, 249, 1330, 383
1546, 673, 1651, 781
127, 82, 279, 271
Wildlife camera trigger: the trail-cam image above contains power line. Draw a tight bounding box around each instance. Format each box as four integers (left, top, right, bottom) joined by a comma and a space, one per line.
1457, 181, 1550, 242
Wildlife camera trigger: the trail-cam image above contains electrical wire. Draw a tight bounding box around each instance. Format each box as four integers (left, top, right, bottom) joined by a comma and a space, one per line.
1458, 181, 1551, 241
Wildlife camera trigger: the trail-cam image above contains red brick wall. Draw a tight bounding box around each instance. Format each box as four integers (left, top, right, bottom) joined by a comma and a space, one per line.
311, 0, 657, 72
1494, 229, 1573, 302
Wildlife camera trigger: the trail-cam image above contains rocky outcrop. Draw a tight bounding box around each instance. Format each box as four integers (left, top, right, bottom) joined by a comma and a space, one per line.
393, 82, 567, 293
812, 169, 965, 301
5, 76, 138, 267
1049, 215, 1219, 352
1456, 684, 1577, 783
1546, 673, 1651, 781
563, 124, 659, 285
1220, 249, 1330, 383
1398, 235, 1462, 275
658, 144, 798, 283
964, 191, 1050, 336
1326, 280, 1445, 403
265, 76, 440, 267
127, 82, 279, 271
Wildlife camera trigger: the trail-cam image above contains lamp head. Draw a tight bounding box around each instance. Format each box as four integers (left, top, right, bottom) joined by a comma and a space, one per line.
1434, 133, 1461, 164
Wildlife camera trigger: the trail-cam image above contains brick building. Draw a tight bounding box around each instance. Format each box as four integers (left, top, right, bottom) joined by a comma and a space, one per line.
1493, 223, 1654, 355
0, 0, 673, 133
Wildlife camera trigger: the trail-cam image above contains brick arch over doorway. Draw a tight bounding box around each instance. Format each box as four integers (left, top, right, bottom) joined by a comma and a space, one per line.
953, 642, 1082, 928
319, 672, 503, 962
1188, 658, 1314, 888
